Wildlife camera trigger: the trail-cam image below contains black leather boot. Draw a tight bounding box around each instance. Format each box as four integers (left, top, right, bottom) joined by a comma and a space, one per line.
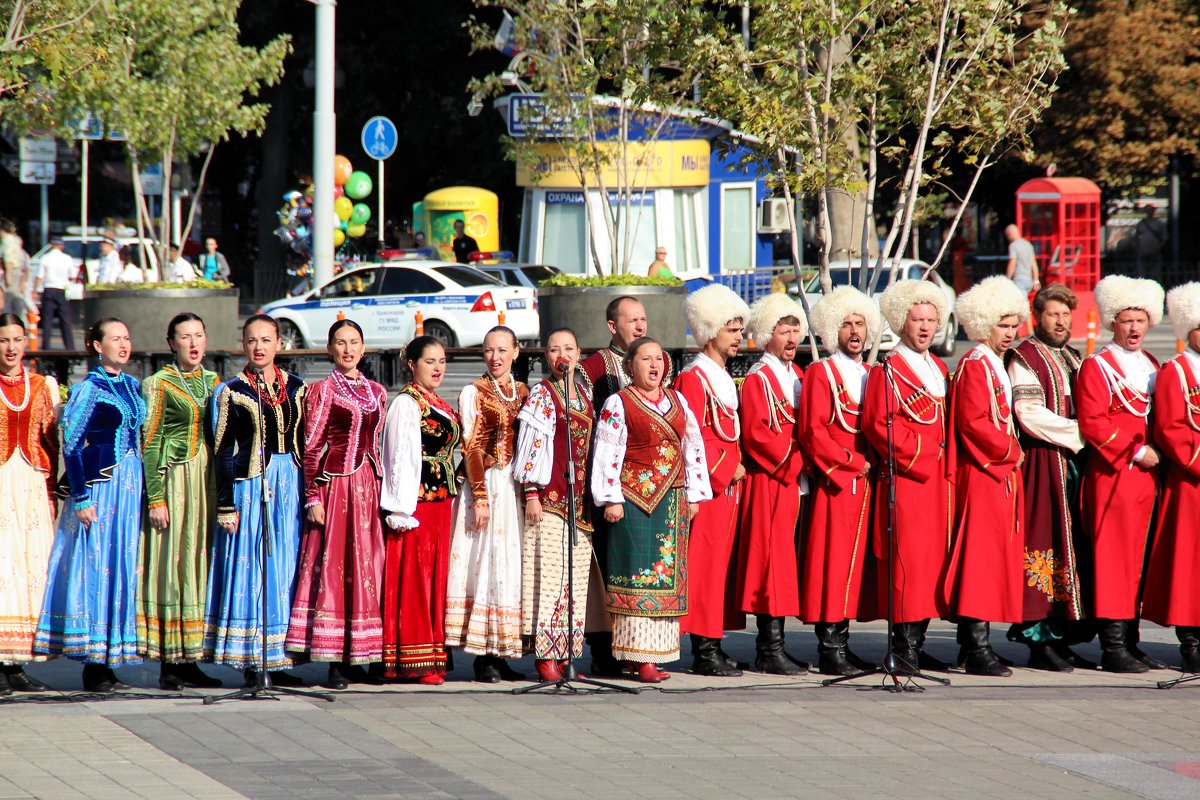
328, 662, 351, 690
754, 616, 806, 675
915, 619, 952, 671
2, 664, 47, 692
840, 621, 872, 670
889, 623, 919, 675
159, 661, 185, 691
176, 661, 222, 688
0, 669, 11, 696
691, 634, 742, 677
957, 619, 1012, 677
1027, 642, 1074, 672
815, 621, 855, 676
1127, 618, 1168, 669
1098, 619, 1150, 673
82, 663, 115, 693
1177, 627, 1200, 673
585, 632, 624, 678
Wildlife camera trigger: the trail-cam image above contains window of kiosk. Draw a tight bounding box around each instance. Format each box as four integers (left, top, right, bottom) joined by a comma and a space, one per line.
674, 188, 701, 273
543, 198, 587, 274
722, 184, 755, 271
616, 194, 658, 271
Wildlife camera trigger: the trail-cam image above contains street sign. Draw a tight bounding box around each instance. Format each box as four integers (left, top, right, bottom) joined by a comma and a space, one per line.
19, 136, 56, 162
506, 93, 581, 138
20, 161, 55, 185
361, 116, 398, 160
140, 162, 163, 195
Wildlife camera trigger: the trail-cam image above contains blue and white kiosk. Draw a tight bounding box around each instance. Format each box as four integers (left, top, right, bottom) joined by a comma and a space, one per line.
495, 96, 781, 285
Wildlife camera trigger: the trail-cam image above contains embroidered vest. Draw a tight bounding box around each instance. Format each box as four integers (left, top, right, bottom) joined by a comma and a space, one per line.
617, 388, 687, 514
539, 379, 594, 531
401, 384, 461, 501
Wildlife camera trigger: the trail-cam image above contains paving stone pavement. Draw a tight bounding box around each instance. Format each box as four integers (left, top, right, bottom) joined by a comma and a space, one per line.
2, 620, 1199, 799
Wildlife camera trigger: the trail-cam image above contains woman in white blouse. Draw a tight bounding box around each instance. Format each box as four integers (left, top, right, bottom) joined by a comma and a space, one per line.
379, 336, 461, 685
590, 337, 711, 682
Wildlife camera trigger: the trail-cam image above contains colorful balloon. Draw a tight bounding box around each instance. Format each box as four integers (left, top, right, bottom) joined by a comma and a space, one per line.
335, 195, 354, 221
350, 203, 371, 225
333, 229, 346, 247
344, 171, 373, 200
334, 155, 353, 186
348, 223, 366, 238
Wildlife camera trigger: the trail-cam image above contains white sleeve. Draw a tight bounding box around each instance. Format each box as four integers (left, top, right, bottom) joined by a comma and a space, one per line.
380, 393, 421, 530
590, 393, 629, 506
1008, 358, 1084, 453
513, 383, 556, 486
676, 392, 713, 503
457, 384, 479, 448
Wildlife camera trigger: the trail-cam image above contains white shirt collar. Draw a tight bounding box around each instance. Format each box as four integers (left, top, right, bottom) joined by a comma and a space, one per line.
895, 342, 946, 397
1102, 342, 1156, 393
973, 343, 1013, 405
1183, 348, 1200, 373
692, 352, 739, 408
759, 351, 801, 407
831, 351, 868, 404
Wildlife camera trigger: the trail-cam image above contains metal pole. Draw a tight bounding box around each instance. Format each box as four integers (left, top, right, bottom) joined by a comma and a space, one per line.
81, 140, 89, 247
39, 185, 49, 247
1169, 156, 1181, 264
312, 0, 337, 286
377, 159, 385, 248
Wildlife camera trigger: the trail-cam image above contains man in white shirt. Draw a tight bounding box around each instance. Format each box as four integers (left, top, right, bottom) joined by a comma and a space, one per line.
96, 238, 123, 284
1006, 283, 1092, 672
33, 237, 76, 349
167, 243, 197, 282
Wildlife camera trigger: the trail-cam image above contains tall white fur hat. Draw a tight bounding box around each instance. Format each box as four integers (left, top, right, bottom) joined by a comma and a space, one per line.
1167, 282, 1200, 340
1094, 275, 1164, 328
747, 292, 808, 340
954, 276, 1030, 341
811, 286, 883, 354
878, 279, 948, 333
685, 284, 751, 346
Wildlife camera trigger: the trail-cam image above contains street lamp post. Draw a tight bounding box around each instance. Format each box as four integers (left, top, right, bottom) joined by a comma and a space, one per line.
311, 0, 336, 287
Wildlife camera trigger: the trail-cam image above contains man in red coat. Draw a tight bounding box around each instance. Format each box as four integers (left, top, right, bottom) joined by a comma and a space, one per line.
1076, 275, 1165, 673
675, 284, 750, 677
942, 276, 1030, 677
863, 279, 954, 674
799, 286, 881, 675
1141, 282, 1200, 673
736, 293, 809, 675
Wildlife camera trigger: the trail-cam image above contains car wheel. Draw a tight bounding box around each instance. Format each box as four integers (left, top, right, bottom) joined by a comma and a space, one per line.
935, 313, 958, 358
424, 320, 457, 349
277, 319, 304, 350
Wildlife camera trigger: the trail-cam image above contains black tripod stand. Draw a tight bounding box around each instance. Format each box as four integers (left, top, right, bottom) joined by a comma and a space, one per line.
823, 358, 950, 692
515, 366, 638, 696
204, 366, 333, 705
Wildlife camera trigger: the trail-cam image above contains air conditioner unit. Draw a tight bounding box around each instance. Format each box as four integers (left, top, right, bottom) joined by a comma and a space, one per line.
758, 198, 790, 233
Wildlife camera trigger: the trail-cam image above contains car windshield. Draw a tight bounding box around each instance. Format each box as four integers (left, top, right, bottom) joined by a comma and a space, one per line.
520, 265, 559, 282
63, 241, 103, 261
805, 265, 924, 293
434, 265, 502, 287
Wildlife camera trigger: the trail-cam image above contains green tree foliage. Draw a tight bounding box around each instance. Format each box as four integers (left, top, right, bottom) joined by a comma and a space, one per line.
0, 0, 107, 100
1035, 0, 1200, 192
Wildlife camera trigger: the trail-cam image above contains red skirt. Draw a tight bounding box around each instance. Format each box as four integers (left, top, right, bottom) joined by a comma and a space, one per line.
382, 498, 452, 677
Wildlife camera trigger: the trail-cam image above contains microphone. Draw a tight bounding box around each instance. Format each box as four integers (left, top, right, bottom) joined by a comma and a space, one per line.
247, 365, 263, 376
555, 358, 570, 374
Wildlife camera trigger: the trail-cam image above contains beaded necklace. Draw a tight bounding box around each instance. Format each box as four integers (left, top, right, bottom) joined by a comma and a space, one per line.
332, 369, 379, 411
244, 365, 286, 408
413, 382, 455, 418
488, 371, 519, 403
0, 367, 30, 413
169, 363, 211, 407
92, 366, 145, 428
629, 383, 664, 408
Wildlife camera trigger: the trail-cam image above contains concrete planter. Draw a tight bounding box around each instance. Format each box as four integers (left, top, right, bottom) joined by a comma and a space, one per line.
81, 287, 241, 351
537, 284, 689, 349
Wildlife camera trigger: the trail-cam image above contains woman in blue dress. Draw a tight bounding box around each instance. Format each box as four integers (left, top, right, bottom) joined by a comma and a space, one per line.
35, 317, 146, 693
204, 314, 306, 687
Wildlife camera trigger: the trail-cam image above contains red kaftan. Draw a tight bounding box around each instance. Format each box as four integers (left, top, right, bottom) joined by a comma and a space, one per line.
1142, 354, 1200, 626
674, 364, 746, 637
798, 357, 874, 623
941, 349, 1024, 623
862, 353, 952, 623
1076, 348, 1159, 620
735, 359, 804, 616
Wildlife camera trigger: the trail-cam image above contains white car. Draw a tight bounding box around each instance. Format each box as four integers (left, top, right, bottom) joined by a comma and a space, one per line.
794, 259, 959, 356
30, 234, 161, 293
260, 260, 539, 350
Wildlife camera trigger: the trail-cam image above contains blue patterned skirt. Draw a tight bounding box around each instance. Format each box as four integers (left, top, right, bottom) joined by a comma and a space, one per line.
34, 451, 144, 666
203, 457, 301, 670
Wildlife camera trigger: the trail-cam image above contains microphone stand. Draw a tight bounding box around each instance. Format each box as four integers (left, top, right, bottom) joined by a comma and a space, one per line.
823, 356, 949, 692
515, 364, 638, 696
205, 364, 333, 705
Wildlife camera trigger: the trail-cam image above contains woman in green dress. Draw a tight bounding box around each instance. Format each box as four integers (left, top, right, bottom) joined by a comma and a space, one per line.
137, 312, 224, 690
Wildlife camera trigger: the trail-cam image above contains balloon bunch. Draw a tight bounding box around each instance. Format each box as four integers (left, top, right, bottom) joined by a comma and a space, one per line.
274, 153, 375, 258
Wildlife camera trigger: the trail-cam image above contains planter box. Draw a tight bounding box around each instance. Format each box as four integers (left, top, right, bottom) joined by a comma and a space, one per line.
536, 284, 689, 349
81, 287, 241, 351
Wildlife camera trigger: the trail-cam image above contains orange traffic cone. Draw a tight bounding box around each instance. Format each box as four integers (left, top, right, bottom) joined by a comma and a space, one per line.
498, 310, 506, 326
414, 310, 425, 336
27, 309, 39, 352
1085, 308, 1098, 356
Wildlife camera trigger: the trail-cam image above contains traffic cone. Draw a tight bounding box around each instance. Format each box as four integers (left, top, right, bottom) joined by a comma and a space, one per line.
1178, 338, 1186, 354
337, 309, 346, 321
498, 310, 506, 326
414, 310, 425, 336
1085, 308, 1097, 356
27, 309, 39, 352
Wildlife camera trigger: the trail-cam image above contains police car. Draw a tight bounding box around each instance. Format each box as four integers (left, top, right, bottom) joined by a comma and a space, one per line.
260, 259, 539, 350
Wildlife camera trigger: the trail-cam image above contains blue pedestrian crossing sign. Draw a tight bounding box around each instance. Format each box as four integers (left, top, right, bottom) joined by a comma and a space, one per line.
361, 116, 398, 161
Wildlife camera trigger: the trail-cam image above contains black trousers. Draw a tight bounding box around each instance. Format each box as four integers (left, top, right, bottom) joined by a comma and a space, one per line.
40, 288, 74, 349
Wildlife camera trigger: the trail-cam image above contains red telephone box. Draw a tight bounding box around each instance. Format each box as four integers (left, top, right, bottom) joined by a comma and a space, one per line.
1015, 177, 1101, 338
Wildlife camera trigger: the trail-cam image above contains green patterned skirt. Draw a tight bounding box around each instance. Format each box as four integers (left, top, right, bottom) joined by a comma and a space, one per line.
606, 487, 688, 618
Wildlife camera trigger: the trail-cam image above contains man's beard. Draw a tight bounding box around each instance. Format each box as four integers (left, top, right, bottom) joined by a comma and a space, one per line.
1036, 324, 1070, 348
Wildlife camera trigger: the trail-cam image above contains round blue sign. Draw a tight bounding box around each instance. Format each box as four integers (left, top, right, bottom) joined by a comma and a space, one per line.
361, 116, 398, 161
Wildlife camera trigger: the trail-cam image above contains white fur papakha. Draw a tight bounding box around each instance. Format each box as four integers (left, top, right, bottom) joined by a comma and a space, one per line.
811, 286, 883, 354
1167, 282, 1200, 340
747, 292, 808, 340
1094, 275, 1165, 328
954, 276, 1031, 342
878, 279, 948, 333
685, 283, 751, 346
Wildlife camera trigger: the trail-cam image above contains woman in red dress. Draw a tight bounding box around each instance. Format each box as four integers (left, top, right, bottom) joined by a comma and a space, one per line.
380, 336, 461, 684
286, 319, 388, 689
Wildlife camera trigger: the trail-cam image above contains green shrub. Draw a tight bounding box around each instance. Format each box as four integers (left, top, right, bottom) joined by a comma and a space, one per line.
539, 273, 683, 288
86, 279, 233, 291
